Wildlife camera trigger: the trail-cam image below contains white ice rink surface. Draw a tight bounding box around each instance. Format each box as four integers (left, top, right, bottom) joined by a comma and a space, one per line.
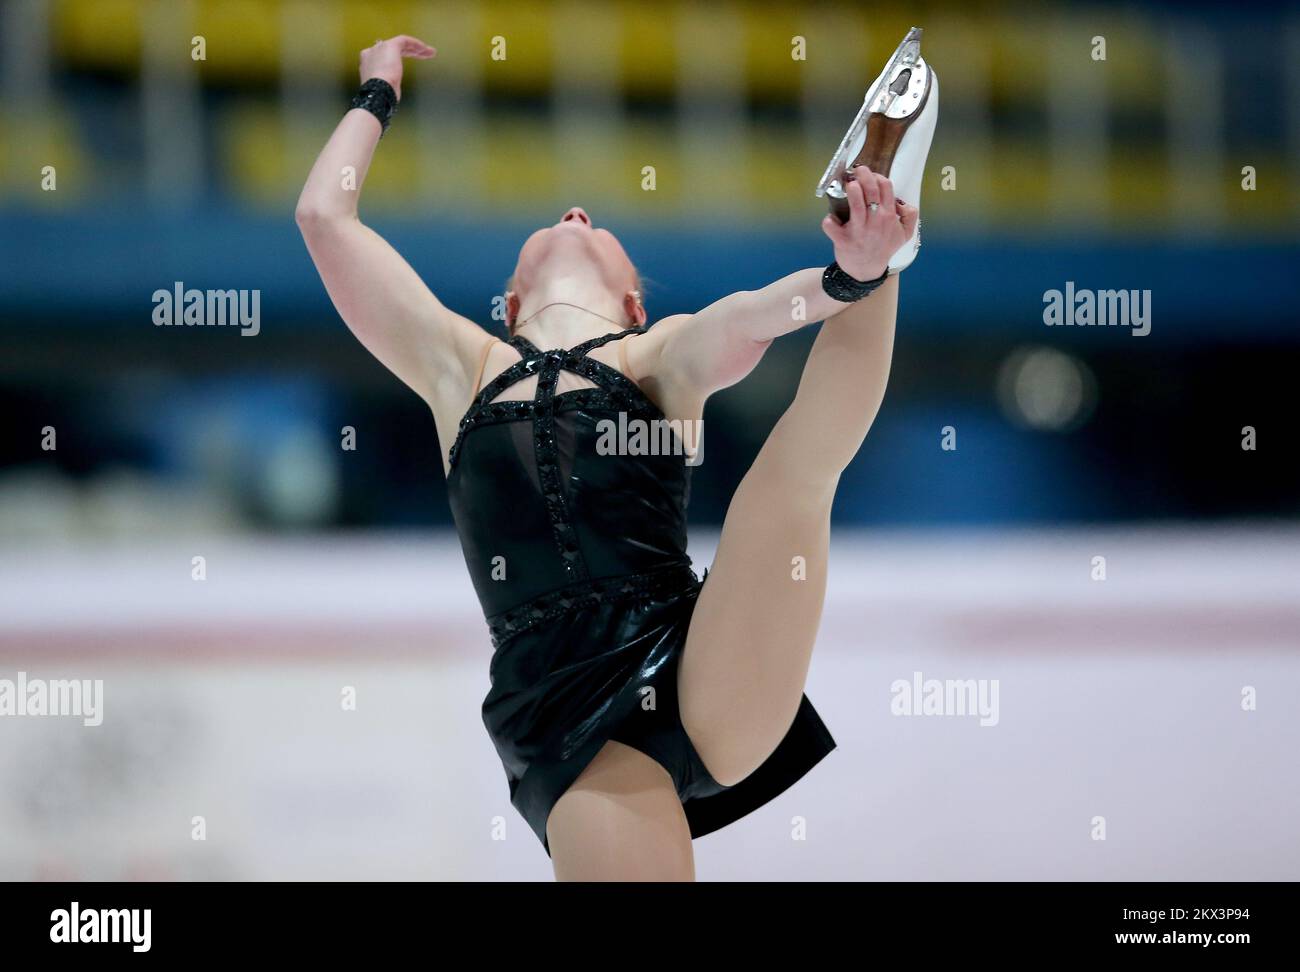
1, 525, 1297, 881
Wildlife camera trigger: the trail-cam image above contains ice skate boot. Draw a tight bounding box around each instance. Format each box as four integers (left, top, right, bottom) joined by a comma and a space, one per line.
815, 26, 938, 271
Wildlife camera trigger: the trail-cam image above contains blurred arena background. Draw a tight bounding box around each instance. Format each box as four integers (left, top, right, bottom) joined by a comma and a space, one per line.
1, 0, 1297, 880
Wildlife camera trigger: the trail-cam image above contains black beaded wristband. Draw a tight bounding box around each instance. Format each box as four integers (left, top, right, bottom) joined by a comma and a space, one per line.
350, 77, 398, 135
822, 261, 890, 302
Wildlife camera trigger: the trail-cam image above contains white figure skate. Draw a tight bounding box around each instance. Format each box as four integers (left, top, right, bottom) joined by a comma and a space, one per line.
815, 26, 939, 272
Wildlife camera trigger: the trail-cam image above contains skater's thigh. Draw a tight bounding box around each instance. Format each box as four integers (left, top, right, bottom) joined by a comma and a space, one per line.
546, 740, 695, 882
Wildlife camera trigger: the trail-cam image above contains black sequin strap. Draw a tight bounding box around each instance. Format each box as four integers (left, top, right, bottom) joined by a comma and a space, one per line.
447, 329, 661, 471
532, 349, 588, 582
486, 564, 700, 648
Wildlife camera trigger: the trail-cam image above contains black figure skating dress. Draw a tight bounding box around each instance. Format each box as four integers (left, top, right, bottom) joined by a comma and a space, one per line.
446, 325, 836, 854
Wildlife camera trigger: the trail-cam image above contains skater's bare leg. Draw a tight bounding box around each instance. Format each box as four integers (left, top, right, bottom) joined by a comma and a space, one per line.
679, 273, 897, 785
546, 740, 695, 881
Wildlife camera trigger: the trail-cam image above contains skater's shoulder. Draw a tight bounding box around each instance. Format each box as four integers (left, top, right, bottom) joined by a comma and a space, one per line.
647, 313, 691, 330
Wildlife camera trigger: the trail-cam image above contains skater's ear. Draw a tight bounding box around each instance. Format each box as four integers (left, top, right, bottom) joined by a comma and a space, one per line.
503, 274, 520, 332
505, 290, 521, 332
623, 268, 653, 327
621, 267, 655, 328
623, 288, 647, 327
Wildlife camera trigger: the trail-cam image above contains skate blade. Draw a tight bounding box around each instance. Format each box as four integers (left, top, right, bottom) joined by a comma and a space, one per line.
816, 26, 927, 202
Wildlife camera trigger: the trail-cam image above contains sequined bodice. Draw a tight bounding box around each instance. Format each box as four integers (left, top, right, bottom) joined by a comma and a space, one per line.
446, 328, 695, 636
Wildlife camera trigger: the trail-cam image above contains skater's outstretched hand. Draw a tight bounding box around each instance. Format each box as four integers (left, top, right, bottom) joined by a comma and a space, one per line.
359, 35, 436, 101
821, 165, 918, 281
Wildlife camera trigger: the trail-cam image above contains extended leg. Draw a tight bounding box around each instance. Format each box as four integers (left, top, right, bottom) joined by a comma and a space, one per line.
679, 276, 897, 786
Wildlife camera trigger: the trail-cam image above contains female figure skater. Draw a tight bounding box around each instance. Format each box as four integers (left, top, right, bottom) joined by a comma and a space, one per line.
296, 35, 935, 880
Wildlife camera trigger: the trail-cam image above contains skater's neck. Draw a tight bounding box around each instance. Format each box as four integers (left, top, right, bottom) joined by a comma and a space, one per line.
512, 276, 633, 349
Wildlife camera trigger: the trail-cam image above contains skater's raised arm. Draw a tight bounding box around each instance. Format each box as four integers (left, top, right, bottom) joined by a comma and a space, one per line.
295, 36, 487, 419
631, 167, 916, 399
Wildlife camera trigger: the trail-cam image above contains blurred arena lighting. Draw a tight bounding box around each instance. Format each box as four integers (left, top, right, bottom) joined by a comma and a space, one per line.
258, 426, 341, 526
995, 346, 1098, 432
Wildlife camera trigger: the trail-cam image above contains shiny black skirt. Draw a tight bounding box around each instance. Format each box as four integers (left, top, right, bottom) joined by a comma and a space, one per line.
481, 564, 837, 855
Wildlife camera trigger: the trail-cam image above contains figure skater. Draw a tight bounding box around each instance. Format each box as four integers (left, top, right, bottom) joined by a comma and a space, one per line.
296, 32, 937, 880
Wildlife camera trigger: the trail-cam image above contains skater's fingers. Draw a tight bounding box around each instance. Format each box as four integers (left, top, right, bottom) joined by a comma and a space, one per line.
850, 164, 873, 183
875, 175, 896, 215
859, 172, 882, 213
390, 34, 431, 52
845, 177, 867, 227
822, 212, 848, 244
898, 203, 919, 238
